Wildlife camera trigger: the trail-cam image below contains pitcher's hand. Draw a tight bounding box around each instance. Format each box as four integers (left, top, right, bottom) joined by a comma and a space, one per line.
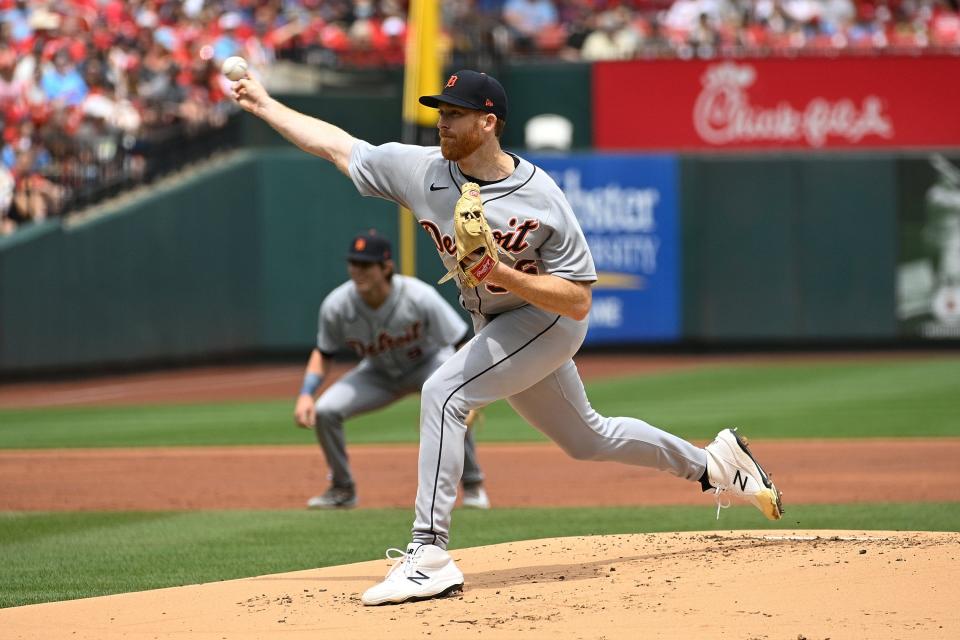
231, 76, 271, 118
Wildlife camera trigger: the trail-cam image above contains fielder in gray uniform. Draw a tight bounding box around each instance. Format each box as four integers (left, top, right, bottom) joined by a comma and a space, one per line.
294, 230, 490, 510
232, 68, 783, 606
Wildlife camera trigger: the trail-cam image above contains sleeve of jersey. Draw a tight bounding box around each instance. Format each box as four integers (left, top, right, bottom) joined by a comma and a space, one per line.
538, 195, 598, 282
315, 300, 342, 354
420, 283, 469, 347
348, 141, 428, 208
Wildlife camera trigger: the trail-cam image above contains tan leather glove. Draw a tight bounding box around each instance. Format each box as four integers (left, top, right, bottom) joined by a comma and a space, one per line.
438, 182, 500, 288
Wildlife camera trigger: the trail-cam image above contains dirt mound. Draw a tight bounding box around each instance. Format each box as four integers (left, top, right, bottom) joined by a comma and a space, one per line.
2, 531, 956, 639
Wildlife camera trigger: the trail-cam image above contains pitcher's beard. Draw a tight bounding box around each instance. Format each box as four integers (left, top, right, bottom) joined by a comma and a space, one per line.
440, 129, 484, 161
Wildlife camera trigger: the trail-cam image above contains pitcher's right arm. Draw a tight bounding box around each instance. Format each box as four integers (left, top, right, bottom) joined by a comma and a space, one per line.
231, 76, 356, 175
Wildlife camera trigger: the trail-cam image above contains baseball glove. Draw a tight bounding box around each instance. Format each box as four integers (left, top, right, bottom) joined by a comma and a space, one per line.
464, 408, 484, 432
438, 182, 500, 288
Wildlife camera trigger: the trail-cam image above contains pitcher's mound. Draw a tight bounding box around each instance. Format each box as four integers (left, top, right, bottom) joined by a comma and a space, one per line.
2, 530, 957, 639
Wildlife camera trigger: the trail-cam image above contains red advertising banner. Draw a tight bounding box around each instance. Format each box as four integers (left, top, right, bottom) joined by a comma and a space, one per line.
593, 57, 960, 151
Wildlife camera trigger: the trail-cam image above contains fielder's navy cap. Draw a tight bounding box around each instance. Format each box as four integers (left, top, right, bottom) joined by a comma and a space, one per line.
419, 70, 508, 121
347, 230, 392, 263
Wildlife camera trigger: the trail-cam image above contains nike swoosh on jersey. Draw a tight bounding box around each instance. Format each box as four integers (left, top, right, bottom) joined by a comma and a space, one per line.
429, 183, 449, 191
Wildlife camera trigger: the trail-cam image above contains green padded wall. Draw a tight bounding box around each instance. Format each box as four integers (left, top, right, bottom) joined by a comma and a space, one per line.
240, 93, 403, 148
795, 159, 897, 337
0, 154, 261, 371
681, 155, 897, 342
0, 150, 398, 374
498, 62, 593, 151
255, 148, 398, 350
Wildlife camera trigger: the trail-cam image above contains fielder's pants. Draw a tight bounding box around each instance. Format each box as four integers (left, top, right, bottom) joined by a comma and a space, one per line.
314, 351, 485, 490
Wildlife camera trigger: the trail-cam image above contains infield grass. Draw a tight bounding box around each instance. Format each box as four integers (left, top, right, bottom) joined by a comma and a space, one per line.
1, 357, 958, 448
2, 502, 958, 608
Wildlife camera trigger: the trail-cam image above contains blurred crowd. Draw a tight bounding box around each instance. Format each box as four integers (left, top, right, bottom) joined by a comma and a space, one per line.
0, 0, 245, 236
456, 0, 960, 63
2, 0, 959, 236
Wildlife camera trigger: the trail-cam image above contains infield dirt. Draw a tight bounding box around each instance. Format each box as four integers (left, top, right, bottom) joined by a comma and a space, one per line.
2, 439, 959, 510
2, 530, 957, 639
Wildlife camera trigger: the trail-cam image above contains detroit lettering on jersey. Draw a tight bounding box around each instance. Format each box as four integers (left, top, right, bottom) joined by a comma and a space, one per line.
317, 275, 467, 379
420, 216, 540, 257
346, 321, 423, 358
349, 141, 597, 318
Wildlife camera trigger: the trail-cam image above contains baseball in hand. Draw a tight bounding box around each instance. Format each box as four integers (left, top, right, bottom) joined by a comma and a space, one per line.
221, 56, 248, 81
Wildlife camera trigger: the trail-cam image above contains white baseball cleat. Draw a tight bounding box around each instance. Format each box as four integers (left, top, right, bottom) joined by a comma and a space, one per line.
461, 483, 491, 509
704, 428, 783, 521
361, 544, 464, 606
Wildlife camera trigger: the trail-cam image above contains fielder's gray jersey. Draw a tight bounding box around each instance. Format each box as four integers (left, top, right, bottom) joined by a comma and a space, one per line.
317, 274, 467, 379
349, 142, 597, 319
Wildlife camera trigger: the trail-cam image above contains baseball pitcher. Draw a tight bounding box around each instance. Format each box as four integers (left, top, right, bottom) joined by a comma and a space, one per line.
232, 69, 783, 606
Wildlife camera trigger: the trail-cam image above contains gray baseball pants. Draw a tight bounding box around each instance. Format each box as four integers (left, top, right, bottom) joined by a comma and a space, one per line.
413, 305, 708, 549
314, 349, 485, 490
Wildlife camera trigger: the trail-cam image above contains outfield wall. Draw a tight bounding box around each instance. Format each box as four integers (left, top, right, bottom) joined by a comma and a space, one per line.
0, 155, 261, 372
0, 150, 394, 374
1, 148, 957, 375
680, 155, 899, 341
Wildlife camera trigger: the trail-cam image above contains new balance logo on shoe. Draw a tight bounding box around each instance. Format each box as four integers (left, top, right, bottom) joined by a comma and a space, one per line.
362, 545, 465, 605
407, 570, 431, 585
733, 470, 749, 492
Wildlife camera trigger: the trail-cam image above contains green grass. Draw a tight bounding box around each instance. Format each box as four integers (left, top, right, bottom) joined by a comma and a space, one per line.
1, 502, 956, 608
1, 357, 958, 448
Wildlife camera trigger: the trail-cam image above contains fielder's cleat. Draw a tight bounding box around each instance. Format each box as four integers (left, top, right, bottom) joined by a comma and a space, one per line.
704, 428, 783, 521
461, 483, 491, 509
306, 485, 357, 509
361, 543, 464, 606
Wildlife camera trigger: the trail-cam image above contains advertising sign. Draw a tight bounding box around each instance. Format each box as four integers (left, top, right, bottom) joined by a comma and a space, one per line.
529, 153, 681, 344
897, 154, 960, 339
594, 57, 960, 151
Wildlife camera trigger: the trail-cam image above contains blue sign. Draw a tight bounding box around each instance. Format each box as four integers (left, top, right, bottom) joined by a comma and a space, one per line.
528, 153, 681, 344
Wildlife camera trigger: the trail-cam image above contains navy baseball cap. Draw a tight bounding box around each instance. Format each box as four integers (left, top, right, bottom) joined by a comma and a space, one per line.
347, 231, 392, 263
419, 70, 508, 121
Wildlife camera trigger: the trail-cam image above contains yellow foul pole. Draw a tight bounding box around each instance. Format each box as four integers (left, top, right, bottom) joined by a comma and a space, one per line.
399, 0, 442, 276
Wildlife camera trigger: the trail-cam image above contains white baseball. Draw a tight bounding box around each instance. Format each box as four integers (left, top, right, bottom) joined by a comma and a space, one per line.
221, 56, 248, 81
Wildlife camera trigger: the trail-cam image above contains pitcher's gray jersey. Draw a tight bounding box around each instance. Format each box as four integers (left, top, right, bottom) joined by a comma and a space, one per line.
349, 142, 597, 319
317, 274, 467, 379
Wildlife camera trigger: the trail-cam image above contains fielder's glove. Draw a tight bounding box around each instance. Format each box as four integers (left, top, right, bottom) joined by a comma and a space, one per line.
464, 408, 484, 432
438, 182, 500, 288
